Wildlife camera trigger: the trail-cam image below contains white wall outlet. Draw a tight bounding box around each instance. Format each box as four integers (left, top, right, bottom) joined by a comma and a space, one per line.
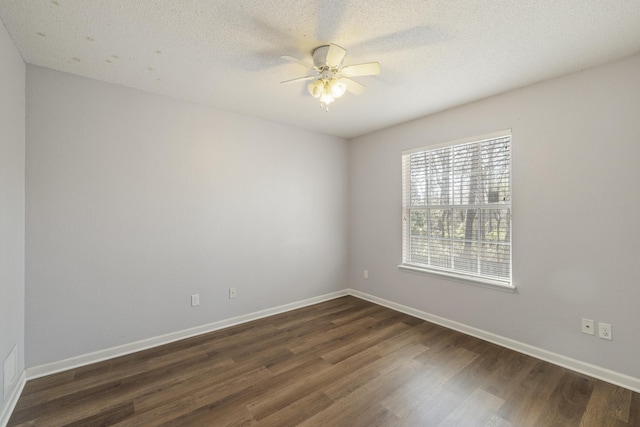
363, 270, 369, 279
191, 294, 200, 307
581, 318, 595, 335
229, 287, 237, 299
598, 322, 612, 340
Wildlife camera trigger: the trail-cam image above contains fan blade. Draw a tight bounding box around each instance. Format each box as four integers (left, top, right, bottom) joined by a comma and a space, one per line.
281, 76, 316, 84
340, 78, 365, 95
341, 62, 381, 77
281, 56, 314, 69
326, 43, 347, 68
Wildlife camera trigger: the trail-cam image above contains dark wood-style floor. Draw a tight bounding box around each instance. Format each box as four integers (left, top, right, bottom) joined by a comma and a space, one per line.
8, 296, 640, 426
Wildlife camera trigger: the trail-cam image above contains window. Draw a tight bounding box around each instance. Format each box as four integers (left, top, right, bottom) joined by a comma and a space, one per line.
401, 131, 512, 289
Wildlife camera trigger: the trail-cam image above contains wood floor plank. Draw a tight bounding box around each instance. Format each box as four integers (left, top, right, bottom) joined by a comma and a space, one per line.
322, 342, 427, 401
158, 353, 334, 426
382, 346, 478, 420
580, 380, 633, 426
14, 350, 214, 412
478, 348, 538, 400
628, 392, 640, 426
298, 359, 425, 427
16, 353, 238, 426
246, 344, 382, 421
287, 314, 379, 354
327, 303, 387, 326
113, 366, 273, 426
497, 359, 566, 426
441, 342, 509, 399
372, 320, 436, 356
396, 385, 465, 427
348, 404, 401, 427
533, 370, 595, 427
19, 370, 76, 397
10, 385, 134, 427
485, 414, 514, 427
8, 296, 640, 427
253, 391, 333, 426
380, 363, 447, 418
437, 388, 505, 427
320, 321, 411, 364
55, 401, 135, 427
272, 298, 365, 326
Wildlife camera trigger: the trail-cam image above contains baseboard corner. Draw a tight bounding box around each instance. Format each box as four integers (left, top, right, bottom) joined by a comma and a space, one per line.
1, 370, 26, 427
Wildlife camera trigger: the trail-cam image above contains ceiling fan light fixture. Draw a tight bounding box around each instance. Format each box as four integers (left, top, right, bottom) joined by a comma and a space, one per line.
282, 43, 380, 112
307, 79, 324, 98
320, 89, 334, 105
329, 79, 347, 98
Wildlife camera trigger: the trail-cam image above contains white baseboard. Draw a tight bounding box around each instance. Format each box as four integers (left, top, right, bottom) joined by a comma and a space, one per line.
1, 371, 26, 427
22, 287, 640, 395
347, 289, 640, 393
26, 290, 348, 380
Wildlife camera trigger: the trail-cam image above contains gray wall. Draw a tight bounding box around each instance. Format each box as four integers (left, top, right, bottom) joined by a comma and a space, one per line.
0, 19, 25, 409
25, 66, 348, 367
348, 53, 640, 379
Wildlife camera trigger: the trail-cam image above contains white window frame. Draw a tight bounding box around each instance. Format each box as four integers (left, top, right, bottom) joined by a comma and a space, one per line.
399, 130, 514, 292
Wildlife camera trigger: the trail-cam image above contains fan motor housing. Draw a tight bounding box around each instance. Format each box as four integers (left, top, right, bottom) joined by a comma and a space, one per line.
312, 45, 340, 70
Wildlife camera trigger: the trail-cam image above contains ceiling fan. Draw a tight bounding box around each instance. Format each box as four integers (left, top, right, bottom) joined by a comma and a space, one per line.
281, 43, 381, 111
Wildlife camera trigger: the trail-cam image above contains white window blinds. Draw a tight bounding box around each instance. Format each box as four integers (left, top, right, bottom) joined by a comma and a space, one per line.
401, 131, 512, 286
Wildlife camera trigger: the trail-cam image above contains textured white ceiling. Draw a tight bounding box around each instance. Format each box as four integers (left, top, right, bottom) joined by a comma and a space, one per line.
1, 0, 640, 138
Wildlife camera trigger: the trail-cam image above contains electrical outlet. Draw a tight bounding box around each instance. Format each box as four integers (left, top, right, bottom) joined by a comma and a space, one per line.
581, 318, 594, 335
229, 287, 237, 299
363, 270, 368, 279
598, 322, 612, 340
191, 294, 200, 307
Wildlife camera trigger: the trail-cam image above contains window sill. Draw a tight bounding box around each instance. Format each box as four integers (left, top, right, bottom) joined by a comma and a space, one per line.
397, 264, 516, 293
